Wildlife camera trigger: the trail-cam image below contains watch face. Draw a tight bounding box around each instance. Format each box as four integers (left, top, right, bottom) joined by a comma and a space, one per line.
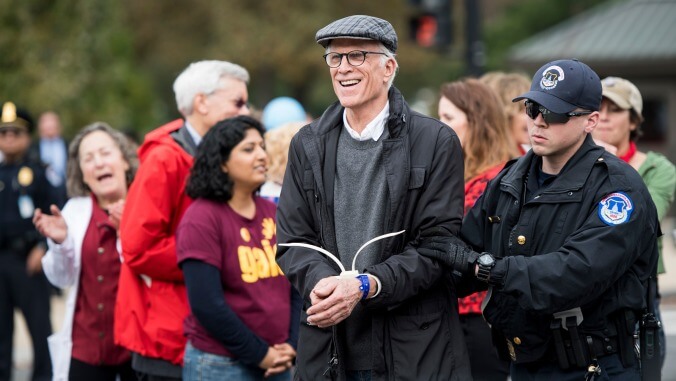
478, 254, 494, 266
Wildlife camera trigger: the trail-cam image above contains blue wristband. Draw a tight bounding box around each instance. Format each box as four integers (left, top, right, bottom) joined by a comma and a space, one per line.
356, 274, 370, 300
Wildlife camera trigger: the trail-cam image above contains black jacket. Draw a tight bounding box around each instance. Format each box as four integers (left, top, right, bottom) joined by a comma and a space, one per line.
276, 87, 470, 380
0, 155, 54, 255
461, 135, 660, 364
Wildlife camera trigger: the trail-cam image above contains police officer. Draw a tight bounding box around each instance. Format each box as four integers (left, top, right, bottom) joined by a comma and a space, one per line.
419, 59, 660, 380
0, 102, 53, 381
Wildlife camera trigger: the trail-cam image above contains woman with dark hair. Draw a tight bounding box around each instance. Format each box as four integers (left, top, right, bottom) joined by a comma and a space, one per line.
176, 116, 300, 381
33, 122, 138, 381
438, 78, 518, 381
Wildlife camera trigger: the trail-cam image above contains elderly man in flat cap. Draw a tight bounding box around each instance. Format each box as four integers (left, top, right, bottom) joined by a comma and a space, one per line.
0, 102, 54, 381
276, 15, 469, 380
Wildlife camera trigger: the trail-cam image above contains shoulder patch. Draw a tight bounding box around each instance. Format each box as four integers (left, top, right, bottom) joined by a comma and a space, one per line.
597, 192, 634, 226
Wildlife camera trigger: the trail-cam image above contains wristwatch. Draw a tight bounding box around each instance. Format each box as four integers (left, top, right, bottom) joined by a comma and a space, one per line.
476, 253, 496, 283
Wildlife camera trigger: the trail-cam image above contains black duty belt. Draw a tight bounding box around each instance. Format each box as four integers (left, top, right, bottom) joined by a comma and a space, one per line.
549, 316, 619, 370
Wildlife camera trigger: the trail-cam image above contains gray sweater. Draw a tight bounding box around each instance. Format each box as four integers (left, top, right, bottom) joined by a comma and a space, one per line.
334, 127, 389, 370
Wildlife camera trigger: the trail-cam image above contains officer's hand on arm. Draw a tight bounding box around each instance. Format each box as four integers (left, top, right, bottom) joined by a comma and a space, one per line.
416, 228, 503, 285
416, 232, 480, 276
306, 276, 362, 328
33, 205, 67, 244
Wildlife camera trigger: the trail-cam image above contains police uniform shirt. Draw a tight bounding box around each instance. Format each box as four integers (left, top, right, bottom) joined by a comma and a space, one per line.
0, 157, 53, 254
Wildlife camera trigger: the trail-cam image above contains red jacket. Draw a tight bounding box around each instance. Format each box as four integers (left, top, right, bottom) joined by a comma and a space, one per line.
115, 119, 193, 365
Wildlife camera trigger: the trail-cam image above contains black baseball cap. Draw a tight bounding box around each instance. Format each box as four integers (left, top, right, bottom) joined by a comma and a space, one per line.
513, 59, 602, 114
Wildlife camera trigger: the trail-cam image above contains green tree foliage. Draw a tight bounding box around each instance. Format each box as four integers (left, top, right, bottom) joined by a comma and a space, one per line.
0, 0, 157, 138
121, 0, 455, 126
0, 0, 613, 138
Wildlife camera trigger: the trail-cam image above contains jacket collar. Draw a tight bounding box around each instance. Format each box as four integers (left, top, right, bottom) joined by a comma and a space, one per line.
502, 134, 604, 192
311, 87, 408, 139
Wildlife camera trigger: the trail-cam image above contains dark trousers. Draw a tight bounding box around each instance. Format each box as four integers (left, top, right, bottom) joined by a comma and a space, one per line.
134, 373, 182, 381
131, 352, 182, 381
69, 358, 135, 381
0, 252, 52, 381
460, 314, 509, 381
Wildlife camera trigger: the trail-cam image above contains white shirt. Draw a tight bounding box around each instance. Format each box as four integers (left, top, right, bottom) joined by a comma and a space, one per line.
184, 121, 202, 146
342, 102, 390, 142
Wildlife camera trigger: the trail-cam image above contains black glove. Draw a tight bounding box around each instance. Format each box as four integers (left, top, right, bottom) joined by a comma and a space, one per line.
416, 228, 480, 276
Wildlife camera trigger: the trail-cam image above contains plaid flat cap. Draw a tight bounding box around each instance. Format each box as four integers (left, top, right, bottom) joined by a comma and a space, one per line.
315, 15, 397, 53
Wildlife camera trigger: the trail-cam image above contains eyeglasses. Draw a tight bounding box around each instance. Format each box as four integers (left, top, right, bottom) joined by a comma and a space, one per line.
208, 89, 249, 110
323, 50, 389, 68
525, 100, 592, 124
232, 98, 249, 110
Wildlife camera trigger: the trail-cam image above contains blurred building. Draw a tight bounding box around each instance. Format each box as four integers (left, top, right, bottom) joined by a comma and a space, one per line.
508, 0, 676, 212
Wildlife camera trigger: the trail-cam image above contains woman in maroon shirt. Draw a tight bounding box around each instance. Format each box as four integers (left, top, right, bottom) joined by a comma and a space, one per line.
176, 116, 300, 381
438, 79, 519, 381
33, 122, 138, 381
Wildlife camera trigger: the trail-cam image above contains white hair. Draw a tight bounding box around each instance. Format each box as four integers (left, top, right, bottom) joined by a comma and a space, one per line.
325, 42, 398, 88
173, 60, 250, 116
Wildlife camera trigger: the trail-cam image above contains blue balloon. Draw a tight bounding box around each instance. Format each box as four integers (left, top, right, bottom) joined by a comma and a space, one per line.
262, 97, 306, 131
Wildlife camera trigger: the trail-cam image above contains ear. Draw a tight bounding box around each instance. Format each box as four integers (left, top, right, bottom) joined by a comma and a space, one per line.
382, 58, 396, 84
194, 93, 210, 115
221, 162, 229, 173
629, 120, 638, 132
583, 111, 600, 134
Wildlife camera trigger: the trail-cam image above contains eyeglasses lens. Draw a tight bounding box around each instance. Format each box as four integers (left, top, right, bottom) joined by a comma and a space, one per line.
325, 51, 367, 67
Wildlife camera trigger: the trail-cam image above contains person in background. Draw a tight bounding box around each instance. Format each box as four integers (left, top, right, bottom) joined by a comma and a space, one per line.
592, 76, 676, 368
34, 122, 138, 381
276, 15, 469, 380
480, 71, 532, 155
117, 60, 251, 381
261, 97, 309, 132
0, 102, 53, 381
259, 121, 304, 203
437, 78, 516, 380
30, 111, 68, 207
439, 78, 519, 186
177, 116, 300, 380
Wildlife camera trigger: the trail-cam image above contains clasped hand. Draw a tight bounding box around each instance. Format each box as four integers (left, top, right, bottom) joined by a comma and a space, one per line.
306, 276, 362, 328
259, 342, 296, 377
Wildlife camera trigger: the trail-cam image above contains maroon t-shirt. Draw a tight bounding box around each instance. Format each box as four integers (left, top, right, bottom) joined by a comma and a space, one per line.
176, 196, 291, 357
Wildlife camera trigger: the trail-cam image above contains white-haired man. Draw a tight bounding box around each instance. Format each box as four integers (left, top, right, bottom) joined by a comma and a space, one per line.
117, 60, 250, 380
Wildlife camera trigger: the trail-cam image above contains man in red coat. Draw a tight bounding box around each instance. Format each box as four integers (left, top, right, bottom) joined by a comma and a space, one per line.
116, 60, 251, 380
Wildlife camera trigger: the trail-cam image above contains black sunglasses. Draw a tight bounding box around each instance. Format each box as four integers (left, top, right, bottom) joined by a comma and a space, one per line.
525, 100, 592, 124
